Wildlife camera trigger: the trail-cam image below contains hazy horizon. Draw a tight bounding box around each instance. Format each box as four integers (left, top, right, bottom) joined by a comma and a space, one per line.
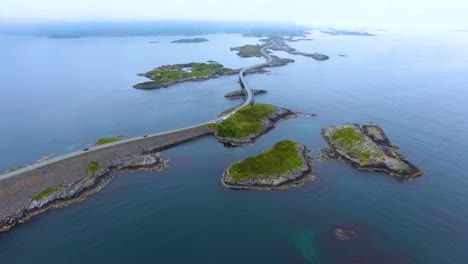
1, 0, 467, 30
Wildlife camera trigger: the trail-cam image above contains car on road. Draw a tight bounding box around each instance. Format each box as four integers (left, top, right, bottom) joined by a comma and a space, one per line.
83, 148, 89, 151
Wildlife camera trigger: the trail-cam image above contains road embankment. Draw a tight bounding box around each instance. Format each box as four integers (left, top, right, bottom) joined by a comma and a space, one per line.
0, 125, 212, 232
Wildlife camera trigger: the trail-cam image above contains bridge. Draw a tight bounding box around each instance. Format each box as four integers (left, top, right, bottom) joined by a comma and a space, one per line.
0, 44, 274, 181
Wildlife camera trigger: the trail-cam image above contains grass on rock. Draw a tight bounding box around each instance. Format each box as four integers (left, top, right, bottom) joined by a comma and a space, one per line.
87, 162, 101, 177
231, 44, 264, 57
211, 104, 276, 139
136, 62, 232, 87
33, 185, 62, 201
330, 126, 384, 163
229, 140, 303, 181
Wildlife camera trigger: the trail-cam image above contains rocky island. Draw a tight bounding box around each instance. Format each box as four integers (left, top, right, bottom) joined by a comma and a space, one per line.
210, 104, 296, 146
133, 61, 237, 89
171, 38, 208, 43
321, 123, 423, 180
268, 39, 329, 61
231, 38, 329, 61
222, 140, 315, 190
134, 56, 294, 90
224, 89, 267, 99
230, 44, 265, 58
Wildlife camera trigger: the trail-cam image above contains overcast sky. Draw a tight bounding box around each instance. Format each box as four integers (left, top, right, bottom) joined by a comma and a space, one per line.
1, 0, 467, 29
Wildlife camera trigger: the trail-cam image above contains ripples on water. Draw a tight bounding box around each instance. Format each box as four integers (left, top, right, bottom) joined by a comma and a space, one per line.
0, 31, 467, 263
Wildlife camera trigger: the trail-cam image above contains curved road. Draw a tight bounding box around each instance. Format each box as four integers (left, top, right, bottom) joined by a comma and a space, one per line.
0, 44, 274, 181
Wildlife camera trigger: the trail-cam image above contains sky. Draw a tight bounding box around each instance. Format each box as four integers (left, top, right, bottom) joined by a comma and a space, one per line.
1, 0, 467, 29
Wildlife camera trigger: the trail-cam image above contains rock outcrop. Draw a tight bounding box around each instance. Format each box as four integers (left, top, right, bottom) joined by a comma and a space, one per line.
0, 153, 168, 232
224, 89, 267, 99
0, 125, 212, 233
270, 41, 329, 61
321, 123, 422, 180
335, 228, 357, 240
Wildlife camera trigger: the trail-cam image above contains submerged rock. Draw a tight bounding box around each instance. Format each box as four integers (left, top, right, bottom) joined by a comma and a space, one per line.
321, 123, 422, 180
335, 228, 357, 240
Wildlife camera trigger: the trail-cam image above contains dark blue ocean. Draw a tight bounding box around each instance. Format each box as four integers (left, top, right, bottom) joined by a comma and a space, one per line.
0, 30, 467, 263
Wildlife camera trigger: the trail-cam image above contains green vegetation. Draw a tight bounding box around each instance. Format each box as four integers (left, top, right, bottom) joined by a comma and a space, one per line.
330, 126, 384, 163
231, 44, 264, 57
33, 185, 62, 201
399, 166, 410, 174
229, 140, 303, 181
171, 38, 208, 43
95, 137, 120, 145
211, 104, 276, 139
87, 162, 101, 177
135, 62, 233, 88
5, 165, 26, 173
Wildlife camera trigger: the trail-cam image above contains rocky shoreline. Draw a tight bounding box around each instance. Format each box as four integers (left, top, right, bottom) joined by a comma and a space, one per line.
0, 153, 168, 233
133, 69, 239, 89
222, 143, 315, 190
321, 123, 423, 180
215, 106, 297, 146
134, 56, 294, 90
0, 125, 212, 233
270, 40, 329, 61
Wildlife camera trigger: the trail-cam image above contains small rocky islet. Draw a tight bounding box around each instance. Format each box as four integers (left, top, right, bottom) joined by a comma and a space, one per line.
224, 89, 267, 99
222, 140, 315, 190
209, 104, 297, 146
321, 123, 423, 180
230, 38, 329, 61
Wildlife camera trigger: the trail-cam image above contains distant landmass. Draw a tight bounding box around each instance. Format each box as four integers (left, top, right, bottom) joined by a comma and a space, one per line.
0, 21, 308, 39
171, 38, 208, 43
320, 29, 376, 36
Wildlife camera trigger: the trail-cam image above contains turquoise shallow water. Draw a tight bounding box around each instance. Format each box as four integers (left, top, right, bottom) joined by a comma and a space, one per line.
0, 30, 468, 263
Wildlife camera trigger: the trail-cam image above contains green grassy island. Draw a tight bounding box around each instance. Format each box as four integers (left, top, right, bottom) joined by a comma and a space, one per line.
171, 38, 208, 43
222, 140, 314, 190
230, 44, 264, 58
210, 104, 296, 145
321, 123, 423, 180
133, 61, 236, 89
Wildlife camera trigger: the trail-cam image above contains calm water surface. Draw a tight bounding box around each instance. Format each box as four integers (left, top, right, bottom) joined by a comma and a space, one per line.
0, 31, 467, 263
